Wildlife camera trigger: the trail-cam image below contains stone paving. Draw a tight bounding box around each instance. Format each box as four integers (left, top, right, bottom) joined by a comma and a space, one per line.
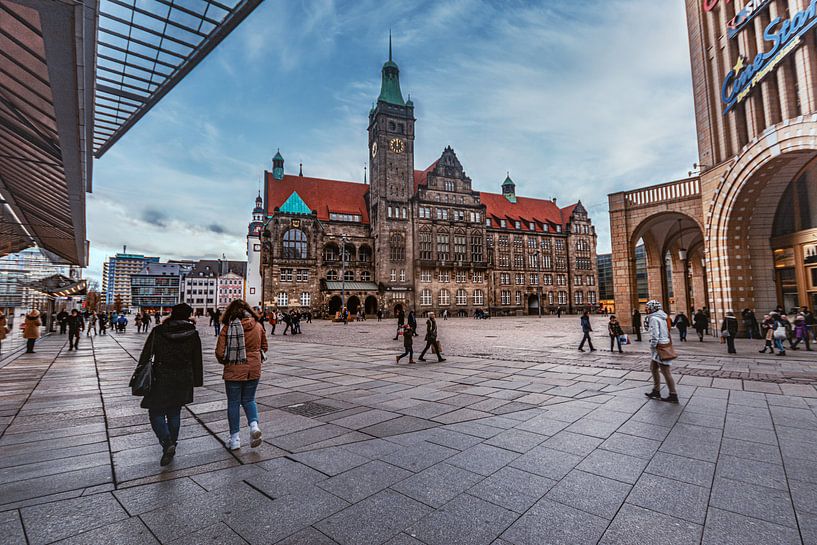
288, 316, 817, 385
0, 321, 815, 544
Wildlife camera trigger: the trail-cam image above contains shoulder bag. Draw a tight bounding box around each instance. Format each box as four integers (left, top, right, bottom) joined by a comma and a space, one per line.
129, 334, 157, 396
656, 341, 678, 361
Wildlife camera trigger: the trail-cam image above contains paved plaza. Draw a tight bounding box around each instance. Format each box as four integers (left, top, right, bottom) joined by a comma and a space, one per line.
0, 318, 816, 544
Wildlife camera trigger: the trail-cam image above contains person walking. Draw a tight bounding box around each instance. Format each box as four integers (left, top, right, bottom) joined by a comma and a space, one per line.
86, 311, 97, 337
693, 309, 707, 342
23, 309, 41, 353
282, 311, 292, 335
771, 312, 787, 356
721, 311, 739, 354
0, 311, 7, 352
135, 313, 143, 334
117, 314, 128, 333
407, 310, 418, 337
154, 312, 161, 326
210, 309, 221, 337
396, 324, 415, 364
578, 310, 596, 352
673, 312, 690, 342
57, 309, 68, 335
216, 300, 268, 450
394, 307, 405, 340
791, 314, 812, 351
99, 313, 108, 336
66, 309, 84, 351
418, 312, 446, 362
268, 310, 277, 335
135, 303, 203, 466
377, 308, 383, 322
759, 314, 774, 353
607, 314, 624, 354
644, 300, 679, 403
631, 308, 642, 342
556, 306, 562, 318
780, 314, 794, 349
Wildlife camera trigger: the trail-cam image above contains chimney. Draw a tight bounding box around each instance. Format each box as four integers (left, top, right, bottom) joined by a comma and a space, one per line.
551, 197, 557, 204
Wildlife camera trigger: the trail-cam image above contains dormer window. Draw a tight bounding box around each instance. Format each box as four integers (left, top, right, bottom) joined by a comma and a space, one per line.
514, 221, 521, 229
500, 219, 506, 228
529, 222, 536, 230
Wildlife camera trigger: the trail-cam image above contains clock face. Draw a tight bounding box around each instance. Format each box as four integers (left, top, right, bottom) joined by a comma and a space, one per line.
389, 138, 405, 154
371, 141, 378, 158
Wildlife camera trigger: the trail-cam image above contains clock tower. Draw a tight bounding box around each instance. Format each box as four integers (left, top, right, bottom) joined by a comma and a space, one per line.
368, 35, 415, 295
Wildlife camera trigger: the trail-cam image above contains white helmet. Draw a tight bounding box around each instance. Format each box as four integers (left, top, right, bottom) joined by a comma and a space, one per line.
645, 300, 662, 313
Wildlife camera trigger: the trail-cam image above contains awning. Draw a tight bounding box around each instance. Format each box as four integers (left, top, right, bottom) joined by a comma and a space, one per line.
23, 274, 87, 297
324, 281, 380, 292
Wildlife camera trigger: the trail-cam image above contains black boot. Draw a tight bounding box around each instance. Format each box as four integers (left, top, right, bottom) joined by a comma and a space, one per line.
160, 442, 176, 466
645, 389, 661, 399
661, 393, 679, 404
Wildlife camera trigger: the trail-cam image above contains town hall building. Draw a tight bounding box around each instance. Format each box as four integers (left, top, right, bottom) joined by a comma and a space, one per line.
251, 44, 598, 317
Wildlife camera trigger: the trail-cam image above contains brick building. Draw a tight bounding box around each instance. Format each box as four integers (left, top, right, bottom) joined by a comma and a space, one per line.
609, 0, 817, 330
259, 44, 597, 317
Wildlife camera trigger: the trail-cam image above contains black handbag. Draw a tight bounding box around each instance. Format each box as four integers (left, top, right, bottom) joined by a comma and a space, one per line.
130, 334, 157, 396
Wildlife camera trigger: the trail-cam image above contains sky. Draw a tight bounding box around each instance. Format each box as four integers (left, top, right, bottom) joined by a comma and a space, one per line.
88, 0, 699, 283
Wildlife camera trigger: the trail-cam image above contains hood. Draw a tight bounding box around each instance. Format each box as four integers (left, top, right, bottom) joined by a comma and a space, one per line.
725, 316, 737, 321
27, 310, 40, 318
159, 320, 198, 340
240, 317, 257, 330
650, 310, 668, 320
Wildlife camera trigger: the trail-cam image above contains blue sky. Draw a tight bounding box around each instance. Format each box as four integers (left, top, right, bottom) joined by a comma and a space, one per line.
88, 0, 698, 282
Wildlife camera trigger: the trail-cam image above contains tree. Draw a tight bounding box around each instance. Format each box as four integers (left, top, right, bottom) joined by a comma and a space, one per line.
114, 294, 123, 313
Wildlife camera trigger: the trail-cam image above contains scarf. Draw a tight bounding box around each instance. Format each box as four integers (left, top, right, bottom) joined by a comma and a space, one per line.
225, 319, 247, 365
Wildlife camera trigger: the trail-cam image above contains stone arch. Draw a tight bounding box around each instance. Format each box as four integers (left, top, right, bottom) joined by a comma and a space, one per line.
706, 117, 817, 323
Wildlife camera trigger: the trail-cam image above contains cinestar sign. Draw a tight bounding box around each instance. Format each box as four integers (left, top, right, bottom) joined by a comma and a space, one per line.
721, 0, 817, 114
704, 0, 773, 39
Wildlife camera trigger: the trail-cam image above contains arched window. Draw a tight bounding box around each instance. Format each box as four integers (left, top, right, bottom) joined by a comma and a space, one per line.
342, 244, 355, 262
473, 289, 484, 306
439, 289, 450, 306
359, 245, 372, 263
326, 270, 338, 281
456, 289, 468, 306
323, 243, 338, 262
420, 289, 432, 306
390, 233, 405, 262
276, 292, 288, 306
343, 270, 355, 282
283, 229, 307, 259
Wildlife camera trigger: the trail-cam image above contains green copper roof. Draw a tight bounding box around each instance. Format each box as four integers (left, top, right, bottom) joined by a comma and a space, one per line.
378, 34, 405, 106
273, 150, 284, 161
279, 191, 311, 215
502, 175, 515, 187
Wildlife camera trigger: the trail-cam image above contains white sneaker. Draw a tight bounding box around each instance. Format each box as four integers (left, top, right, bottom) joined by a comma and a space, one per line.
227, 433, 240, 450
249, 421, 262, 448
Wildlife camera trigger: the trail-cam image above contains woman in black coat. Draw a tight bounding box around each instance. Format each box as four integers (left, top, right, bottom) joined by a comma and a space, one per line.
136, 303, 203, 466
693, 310, 708, 342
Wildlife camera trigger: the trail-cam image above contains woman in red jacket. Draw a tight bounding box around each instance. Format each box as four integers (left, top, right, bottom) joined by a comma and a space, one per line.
216, 299, 268, 450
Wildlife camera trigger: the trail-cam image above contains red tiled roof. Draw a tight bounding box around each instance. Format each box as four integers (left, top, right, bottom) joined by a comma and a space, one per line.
480, 192, 576, 231
413, 160, 438, 193
265, 172, 370, 223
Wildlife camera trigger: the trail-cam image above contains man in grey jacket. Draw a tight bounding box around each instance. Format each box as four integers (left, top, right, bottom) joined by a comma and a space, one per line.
644, 300, 679, 404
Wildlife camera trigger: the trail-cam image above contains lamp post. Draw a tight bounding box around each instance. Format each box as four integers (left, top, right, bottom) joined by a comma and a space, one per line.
339, 234, 349, 311
533, 250, 542, 318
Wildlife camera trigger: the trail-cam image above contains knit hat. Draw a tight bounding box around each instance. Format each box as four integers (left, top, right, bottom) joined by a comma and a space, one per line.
645, 300, 662, 313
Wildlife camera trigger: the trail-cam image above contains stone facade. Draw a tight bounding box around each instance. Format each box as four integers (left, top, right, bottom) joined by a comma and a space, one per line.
258, 48, 598, 318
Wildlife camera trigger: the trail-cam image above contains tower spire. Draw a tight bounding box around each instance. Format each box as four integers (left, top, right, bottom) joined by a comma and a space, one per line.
389, 30, 392, 61
378, 32, 405, 106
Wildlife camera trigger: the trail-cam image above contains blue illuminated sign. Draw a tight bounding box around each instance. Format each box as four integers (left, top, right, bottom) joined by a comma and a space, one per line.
721, 0, 817, 114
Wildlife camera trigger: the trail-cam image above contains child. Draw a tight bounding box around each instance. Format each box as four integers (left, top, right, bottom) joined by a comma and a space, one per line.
396, 324, 414, 364
608, 315, 624, 353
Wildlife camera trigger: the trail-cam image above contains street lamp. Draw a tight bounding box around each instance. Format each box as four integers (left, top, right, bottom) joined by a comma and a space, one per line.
533, 250, 542, 318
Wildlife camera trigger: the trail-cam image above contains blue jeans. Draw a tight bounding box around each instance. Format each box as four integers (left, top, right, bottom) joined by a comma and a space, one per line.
149, 406, 181, 447
225, 379, 259, 434
774, 338, 786, 353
